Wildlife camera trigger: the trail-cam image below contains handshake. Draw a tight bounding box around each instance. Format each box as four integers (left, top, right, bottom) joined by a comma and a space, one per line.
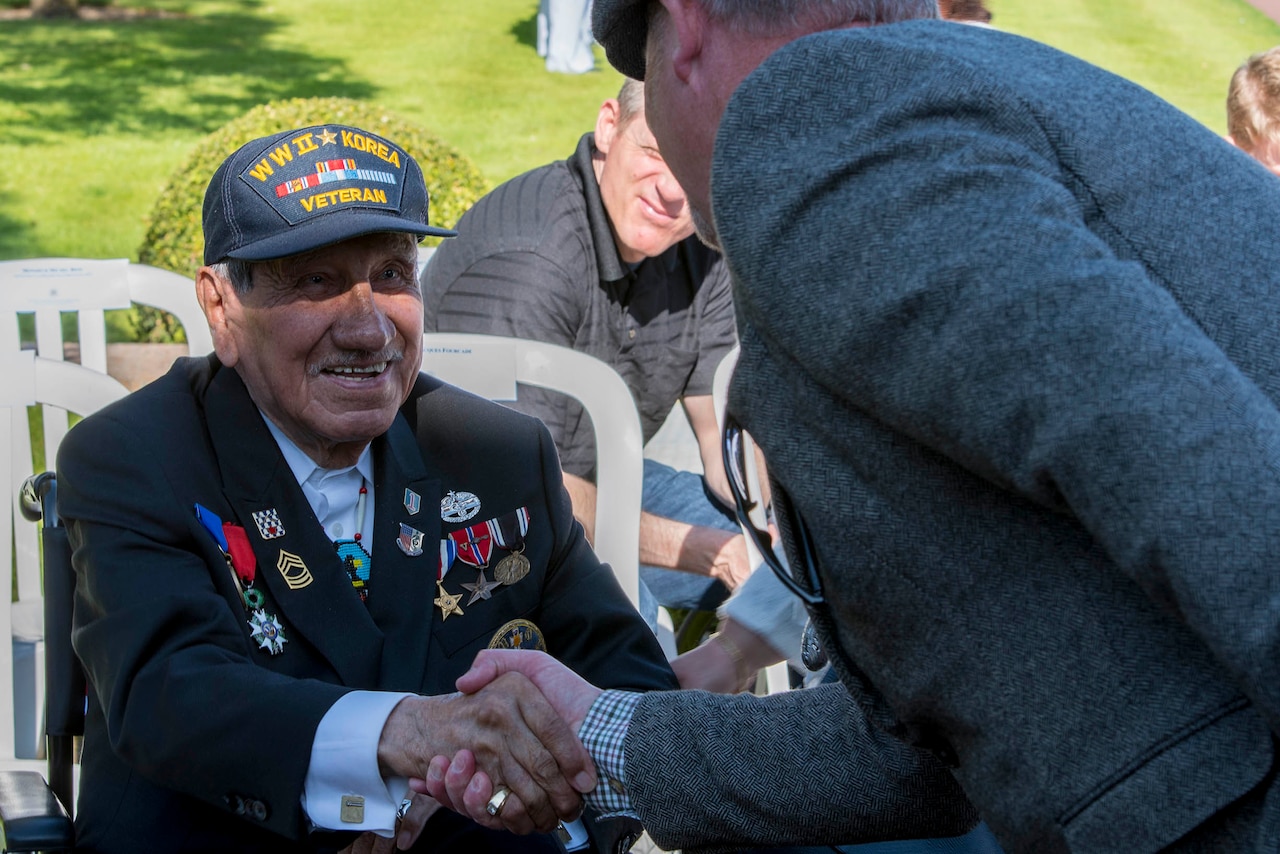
377, 650, 610, 838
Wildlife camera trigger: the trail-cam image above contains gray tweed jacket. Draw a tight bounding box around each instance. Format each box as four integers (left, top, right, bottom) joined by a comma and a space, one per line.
624, 21, 1280, 854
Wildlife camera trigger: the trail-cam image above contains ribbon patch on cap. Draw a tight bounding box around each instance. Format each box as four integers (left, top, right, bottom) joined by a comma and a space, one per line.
239, 127, 408, 224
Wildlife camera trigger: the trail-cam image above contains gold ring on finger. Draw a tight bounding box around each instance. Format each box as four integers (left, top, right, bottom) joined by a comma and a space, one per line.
486, 785, 511, 817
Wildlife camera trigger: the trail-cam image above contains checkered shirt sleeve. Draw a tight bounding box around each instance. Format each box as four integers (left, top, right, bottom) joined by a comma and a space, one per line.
578, 689, 642, 817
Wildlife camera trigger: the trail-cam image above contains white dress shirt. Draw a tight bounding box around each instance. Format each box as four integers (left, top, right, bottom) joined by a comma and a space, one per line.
261, 417, 411, 838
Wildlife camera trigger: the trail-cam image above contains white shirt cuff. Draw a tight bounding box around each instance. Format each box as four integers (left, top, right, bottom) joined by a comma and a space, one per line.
302, 691, 415, 836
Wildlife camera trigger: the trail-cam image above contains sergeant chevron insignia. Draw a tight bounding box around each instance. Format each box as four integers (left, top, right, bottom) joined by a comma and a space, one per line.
276, 550, 313, 590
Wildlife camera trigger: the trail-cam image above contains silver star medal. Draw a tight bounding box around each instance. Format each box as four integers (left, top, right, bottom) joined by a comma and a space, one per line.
461, 569, 501, 605
248, 609, 287, 655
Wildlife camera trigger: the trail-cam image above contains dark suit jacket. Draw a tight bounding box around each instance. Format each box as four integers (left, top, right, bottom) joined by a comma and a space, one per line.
57, 355, 675, 853
622, 21, 1280, 854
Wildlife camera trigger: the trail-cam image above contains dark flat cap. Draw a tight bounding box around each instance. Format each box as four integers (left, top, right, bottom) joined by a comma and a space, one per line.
592, 0, 650, 80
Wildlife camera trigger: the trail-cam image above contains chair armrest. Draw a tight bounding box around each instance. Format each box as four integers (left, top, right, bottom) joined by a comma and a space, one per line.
0, 771, 73, 852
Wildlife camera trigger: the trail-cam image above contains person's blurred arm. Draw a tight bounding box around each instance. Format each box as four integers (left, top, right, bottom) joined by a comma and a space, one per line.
683, 394, 733, 508
670, 615, 785, 692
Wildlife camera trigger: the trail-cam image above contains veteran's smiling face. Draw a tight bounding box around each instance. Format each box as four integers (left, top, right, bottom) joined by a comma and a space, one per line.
200, 231, 423, 468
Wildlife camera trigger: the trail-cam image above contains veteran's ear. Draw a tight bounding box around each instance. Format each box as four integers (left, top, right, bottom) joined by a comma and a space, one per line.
196, 265, 241, 369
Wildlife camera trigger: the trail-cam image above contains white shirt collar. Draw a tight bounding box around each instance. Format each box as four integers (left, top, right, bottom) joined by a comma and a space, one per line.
261, 415, 375, 487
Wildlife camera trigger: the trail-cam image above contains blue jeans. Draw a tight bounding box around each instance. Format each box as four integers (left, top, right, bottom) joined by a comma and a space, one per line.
637, 459, 739, 627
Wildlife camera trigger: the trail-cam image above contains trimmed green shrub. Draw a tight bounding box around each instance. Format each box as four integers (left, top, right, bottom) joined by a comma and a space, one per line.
137, 96, 490, 279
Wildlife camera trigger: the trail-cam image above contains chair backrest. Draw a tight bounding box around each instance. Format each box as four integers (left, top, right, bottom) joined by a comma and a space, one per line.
0, 259, 207, 758
711, 346, 792, 694
420, 333, 644, 609
0, 355, 128, 766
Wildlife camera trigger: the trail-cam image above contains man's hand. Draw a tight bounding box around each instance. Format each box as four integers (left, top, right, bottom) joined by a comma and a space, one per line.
707, 530, 752, 590
414, 651, 605, 833
458, 650, 602, 732
641, 515, 753, 590
376, 671, 596, 835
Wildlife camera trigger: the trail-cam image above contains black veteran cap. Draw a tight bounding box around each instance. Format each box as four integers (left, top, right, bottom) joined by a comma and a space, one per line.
592, 0, 650, 81
202, 124, 455, 264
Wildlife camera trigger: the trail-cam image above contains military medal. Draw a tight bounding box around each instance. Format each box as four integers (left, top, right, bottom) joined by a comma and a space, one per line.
194, 503, 288, 656
248, 609, 287, 655
489, 507, 531, 585
461, 569, 501, 605
223, 524, 267, 610
434, 579, 464, 621
433, 539, 464, 620
488, 618, 546, 651
492, 551, 528, 585
439, 538, 458, 579
448, 522, 493, 569
440, 490, 481, 523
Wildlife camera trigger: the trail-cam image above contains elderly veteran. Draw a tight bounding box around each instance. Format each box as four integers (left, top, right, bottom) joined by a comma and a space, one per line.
56, 123, 674, 854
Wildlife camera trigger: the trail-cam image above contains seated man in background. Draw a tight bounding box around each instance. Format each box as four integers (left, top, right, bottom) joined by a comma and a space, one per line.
1227, 45, 1280, 175
57, 121, 675, 854
423, 80, 747, 626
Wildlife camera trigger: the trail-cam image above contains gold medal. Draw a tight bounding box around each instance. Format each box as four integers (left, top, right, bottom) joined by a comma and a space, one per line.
434, 580, 465, 621
494, 549, 530, 585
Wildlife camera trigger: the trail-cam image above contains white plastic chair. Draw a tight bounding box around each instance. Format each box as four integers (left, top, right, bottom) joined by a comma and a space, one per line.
0, 258, 209, 759
0, 354, 129, 766
712, 346, 792, 694
420, 333, 644, 611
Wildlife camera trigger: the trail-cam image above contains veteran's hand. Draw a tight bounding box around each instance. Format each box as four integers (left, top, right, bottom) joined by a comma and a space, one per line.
376, 672, 595, 835
415, 651, 605, 832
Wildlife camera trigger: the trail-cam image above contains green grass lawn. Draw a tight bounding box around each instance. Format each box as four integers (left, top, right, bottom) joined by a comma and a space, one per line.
1, 0, 1279, 267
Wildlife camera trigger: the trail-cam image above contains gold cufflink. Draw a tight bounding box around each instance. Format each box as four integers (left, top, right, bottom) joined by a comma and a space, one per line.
340, 794, 365, 823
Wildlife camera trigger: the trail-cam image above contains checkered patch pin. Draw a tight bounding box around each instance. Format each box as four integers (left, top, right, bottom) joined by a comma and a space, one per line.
252, 509, 285, 540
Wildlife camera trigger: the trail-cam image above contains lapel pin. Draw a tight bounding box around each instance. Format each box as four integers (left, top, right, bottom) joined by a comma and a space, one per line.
276, 550, 313, 590
441, 490, 481, 523
404, 488, 422, 516
252, 508, 286, 540
397, 523, 425, 557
